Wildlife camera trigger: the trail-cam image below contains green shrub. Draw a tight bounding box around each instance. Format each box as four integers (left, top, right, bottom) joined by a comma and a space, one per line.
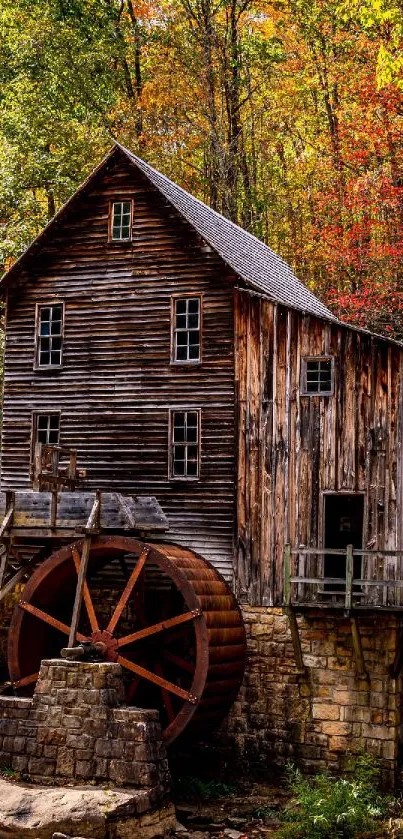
279, 754, 389, 839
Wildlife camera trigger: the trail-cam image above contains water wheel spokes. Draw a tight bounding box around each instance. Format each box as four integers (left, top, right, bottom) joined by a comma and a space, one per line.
19, 600, 87, 641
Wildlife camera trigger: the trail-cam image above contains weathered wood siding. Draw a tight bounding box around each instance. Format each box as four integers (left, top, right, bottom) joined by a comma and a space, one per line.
1, 153, 235, 579
235, 291, 403, 606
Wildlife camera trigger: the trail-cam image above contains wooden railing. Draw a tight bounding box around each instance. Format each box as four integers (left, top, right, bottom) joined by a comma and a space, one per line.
284, 545, 403, 610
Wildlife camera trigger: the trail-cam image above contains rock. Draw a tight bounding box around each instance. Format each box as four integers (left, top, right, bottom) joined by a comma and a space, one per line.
52, 835, 89, 839
52, 835, 90, 839
223, 830, 248, 839
174, 821, 189, 836
0, 777, 176, 838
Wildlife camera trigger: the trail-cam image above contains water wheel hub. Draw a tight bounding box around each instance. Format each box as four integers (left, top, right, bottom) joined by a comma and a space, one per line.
89, 629, 118, 661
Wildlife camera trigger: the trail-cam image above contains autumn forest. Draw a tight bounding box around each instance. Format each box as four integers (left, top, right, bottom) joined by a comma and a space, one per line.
0, 0, 402, 337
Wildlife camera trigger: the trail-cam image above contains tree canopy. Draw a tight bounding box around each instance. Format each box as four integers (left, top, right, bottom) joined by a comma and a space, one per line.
0, 0, 402, 336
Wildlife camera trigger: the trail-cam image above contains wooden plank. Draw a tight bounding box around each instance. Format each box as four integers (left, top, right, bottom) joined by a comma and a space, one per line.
116, 492, 136, 529
0, 491, 168, 532
0, 548, 9, 593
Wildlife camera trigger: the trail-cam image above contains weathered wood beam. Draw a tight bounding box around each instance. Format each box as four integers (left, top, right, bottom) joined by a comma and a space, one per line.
85, 490, 101, 533
350, 617, 368, 679
284, 607, 306, 675
0, 491, 168, 533
116, 492, 136, 530
68, 536, 93, 647
0, 492, 15, 538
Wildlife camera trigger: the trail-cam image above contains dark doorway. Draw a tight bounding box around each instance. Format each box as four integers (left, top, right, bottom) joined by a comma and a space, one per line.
324, 494, 364, 589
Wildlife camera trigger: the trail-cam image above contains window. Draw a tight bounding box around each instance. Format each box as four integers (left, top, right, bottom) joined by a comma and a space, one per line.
35, 414, 60, 446
301, 357, 334, 396
111, 201, 132, 240
36, 304, 64, 368
172, 297, 201, 363
170, 410, 200, 478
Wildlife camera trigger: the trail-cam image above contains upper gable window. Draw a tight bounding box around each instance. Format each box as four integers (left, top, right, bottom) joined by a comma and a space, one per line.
172, 297, 201, 363
301, 357, 334, 396
110, 200, 132, 241
36, 304, 64, 368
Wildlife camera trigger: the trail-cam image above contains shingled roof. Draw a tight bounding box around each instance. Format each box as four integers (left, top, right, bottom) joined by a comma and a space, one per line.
1, 143, 335, 321
119, 144, 336, 321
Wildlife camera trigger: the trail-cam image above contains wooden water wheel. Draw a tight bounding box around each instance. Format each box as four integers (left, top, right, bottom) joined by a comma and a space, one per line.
7, 535, 246, 744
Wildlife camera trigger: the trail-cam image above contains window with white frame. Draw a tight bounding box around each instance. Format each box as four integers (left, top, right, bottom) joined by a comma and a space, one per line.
111, 201, 132, 240
36, 304, 64, 368
301, 357, 334, 396
172, 297, 201, 362
170, 410, 200, 478
35, 413, 60, 446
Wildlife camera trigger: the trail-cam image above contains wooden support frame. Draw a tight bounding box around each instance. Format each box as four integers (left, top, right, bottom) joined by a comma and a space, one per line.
33, 442, 81, 493
67, 491, 102, 647
350, 616, 368, 679
0, 492, 15, 595
345, 544, 353, 611
284, 606, 306, 676
116, 492, 136, 529
283, 546, 306, 675
0, 492, 15, 539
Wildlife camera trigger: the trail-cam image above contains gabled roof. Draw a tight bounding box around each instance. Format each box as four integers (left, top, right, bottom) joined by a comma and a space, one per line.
119, 144, 335, 321
1, 143, 335, 321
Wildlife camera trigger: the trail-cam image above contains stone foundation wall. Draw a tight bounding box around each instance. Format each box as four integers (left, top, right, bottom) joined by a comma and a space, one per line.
0, 659, 170, 802
223, 607, 402, 786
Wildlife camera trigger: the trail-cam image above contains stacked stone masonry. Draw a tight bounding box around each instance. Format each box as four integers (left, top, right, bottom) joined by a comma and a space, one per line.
224, 607, 402, 787
0, 659, 170, 804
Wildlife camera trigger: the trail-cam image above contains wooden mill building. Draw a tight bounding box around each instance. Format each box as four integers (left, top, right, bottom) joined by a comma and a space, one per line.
0, 143, 403, 783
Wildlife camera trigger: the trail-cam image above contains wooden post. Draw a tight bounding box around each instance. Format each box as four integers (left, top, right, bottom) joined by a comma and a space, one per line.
67, 450, 78, 490
0, 492, 15, 595
345, 544, 353, 611
0, 548, 9, 595
50, 490, 58, 529
284, 607, 306, 675
33, 443, 42, 491
284, 543, 291, 607
68, 536, 92, 647
283, 545, 305, 675
67, 491, 101, 646
350, 616, 368, 679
